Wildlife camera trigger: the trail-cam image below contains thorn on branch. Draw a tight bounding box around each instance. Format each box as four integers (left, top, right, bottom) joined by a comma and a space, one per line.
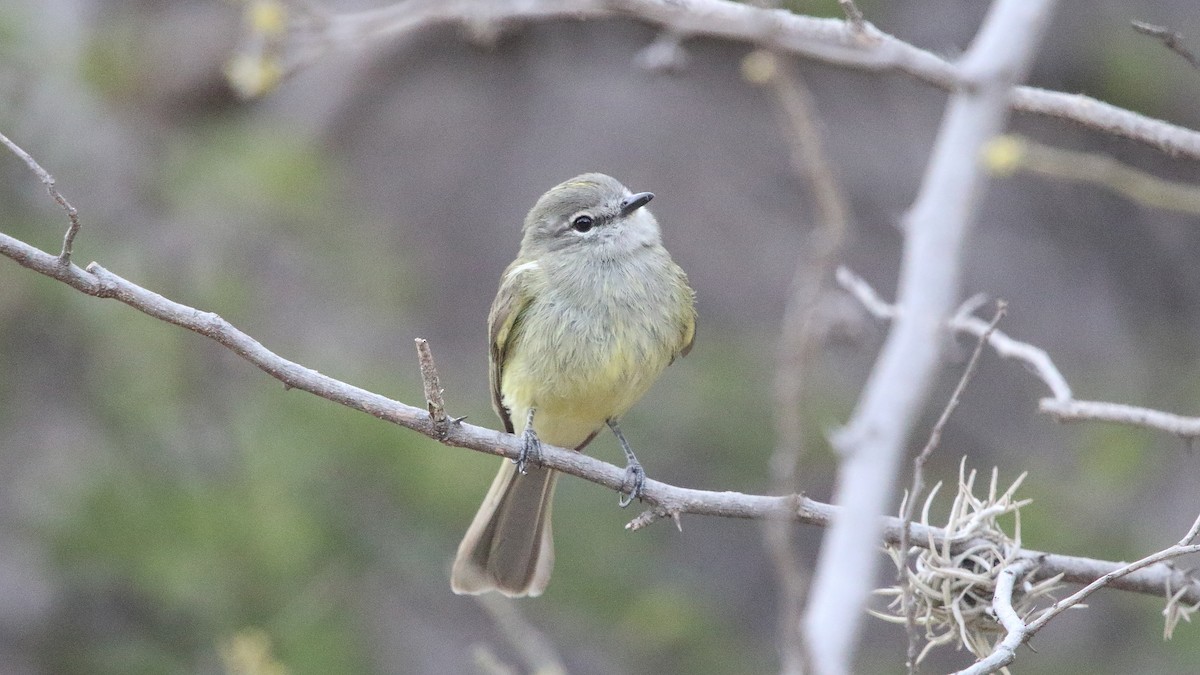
414, 338, 450, 439
626, 505, 682, 532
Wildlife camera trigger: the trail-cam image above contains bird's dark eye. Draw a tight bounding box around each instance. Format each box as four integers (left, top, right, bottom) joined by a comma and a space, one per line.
571, 215, 594, 233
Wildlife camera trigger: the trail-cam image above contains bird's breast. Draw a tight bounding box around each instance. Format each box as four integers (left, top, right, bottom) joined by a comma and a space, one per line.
500, 254, 682, 444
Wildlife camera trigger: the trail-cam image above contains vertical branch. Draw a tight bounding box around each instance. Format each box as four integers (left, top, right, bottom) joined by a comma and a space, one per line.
414, 338, 449, 438
743, 48, 852, 674
801, 2, 1059, 673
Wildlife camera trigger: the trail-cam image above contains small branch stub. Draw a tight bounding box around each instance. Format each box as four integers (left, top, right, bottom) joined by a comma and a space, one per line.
626, 505, 682, 532
414, 338, 449, 438
838, 0, 866, 33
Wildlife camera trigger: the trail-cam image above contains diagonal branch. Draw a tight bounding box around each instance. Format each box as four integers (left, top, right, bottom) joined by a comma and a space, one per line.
838, 266, 1200, 439
986, 135, 1200, 216
1131, 20, 1200, 70
3, 131, 1198, 663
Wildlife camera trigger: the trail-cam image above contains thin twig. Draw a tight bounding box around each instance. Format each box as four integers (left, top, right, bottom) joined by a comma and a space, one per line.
0, 131, 82, 264
837, 266, 1200, 439
1031, 544, 1200, 634
961, 513, 1200, 674
949, 306, 1072, 401
834, 266, 897, 319
414, 337, 449, 438
1180, 511, 1200, 546
899, 301, 1006, 672
1132, 20, 1200, 70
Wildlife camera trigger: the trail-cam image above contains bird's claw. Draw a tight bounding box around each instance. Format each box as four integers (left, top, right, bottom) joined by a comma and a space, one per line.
618, 462, 645, 508
513, 427, 542, 475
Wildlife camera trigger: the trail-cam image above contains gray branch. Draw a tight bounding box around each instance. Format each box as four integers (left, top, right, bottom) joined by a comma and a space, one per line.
288, 0, 1200, 160
840, 266, 1200, 439
802, 3, 1059, 673
2, 207, 1197, 611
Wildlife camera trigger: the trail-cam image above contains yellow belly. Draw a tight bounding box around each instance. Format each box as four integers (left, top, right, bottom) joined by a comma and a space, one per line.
500, 328, 672, 449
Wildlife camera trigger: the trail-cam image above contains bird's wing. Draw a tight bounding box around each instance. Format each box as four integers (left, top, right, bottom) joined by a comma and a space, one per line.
487, 261, 537, 434
673, 266, 697, 362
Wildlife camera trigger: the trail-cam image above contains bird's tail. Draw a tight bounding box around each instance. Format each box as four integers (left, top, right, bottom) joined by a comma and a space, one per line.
450, 459, 558, 597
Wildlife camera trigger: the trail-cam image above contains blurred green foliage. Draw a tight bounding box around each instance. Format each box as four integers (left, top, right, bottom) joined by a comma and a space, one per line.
32, 250, 387, 673
0, 106, 787, 670
1088, 31, 1170, 115
4, 1, 1200, 673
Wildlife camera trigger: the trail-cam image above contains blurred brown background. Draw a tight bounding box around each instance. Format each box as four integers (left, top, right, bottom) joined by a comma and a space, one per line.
2, 1, 1200, 673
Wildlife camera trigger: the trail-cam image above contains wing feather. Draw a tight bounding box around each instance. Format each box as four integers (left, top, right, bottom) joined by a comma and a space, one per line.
488, 262, 535, 434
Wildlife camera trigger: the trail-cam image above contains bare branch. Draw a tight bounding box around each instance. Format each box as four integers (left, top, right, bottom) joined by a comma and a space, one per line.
834, 266, 897, 319
1008, 87, 1200, 160
1038, 398, 1200, 438
3, 186, 1197, 610
963, 514, 1200, 674
271, 0, 1200, 161
953, 558, 1038, 675
838, 267, 1200, 439
0, 131, 82, 264
804, 3, 1059, 672
948, 301, 1072, 401
1132, 20, 1200, 70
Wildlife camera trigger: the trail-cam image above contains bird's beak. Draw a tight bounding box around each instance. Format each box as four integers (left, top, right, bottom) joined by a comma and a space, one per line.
619, 192, 654, 216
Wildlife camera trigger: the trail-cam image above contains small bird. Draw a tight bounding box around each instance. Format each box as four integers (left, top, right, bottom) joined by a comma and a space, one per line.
450, 173, 696, 597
